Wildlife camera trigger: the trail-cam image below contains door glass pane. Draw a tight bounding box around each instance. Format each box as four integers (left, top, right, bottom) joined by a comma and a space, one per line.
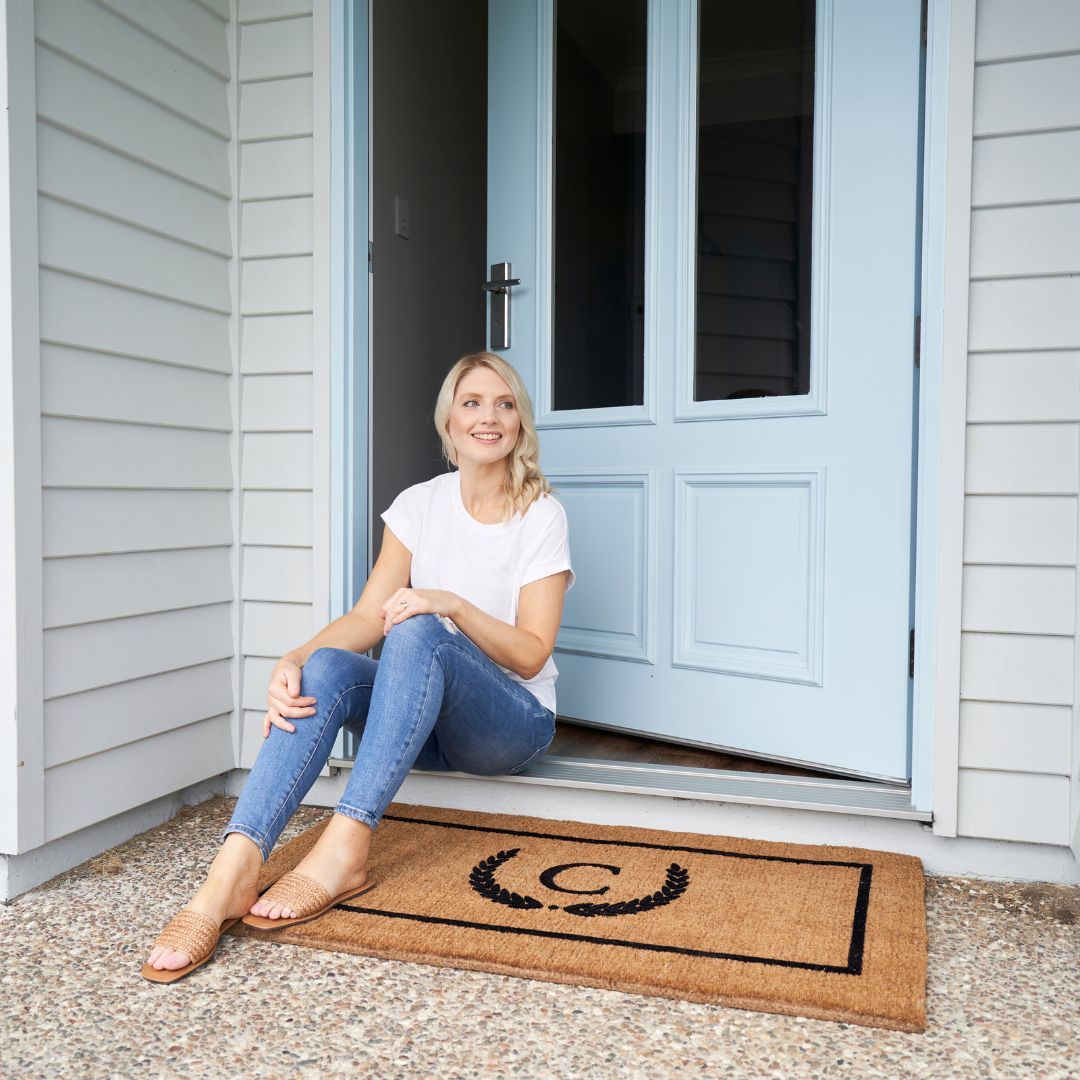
695, 0, 815, 402
553, 0, 647, 411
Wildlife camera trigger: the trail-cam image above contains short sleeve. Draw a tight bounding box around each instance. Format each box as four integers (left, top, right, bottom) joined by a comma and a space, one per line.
520, 499, 575, 593
380, 486, 423, 553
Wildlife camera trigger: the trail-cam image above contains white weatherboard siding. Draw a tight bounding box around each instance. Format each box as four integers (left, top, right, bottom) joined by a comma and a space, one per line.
34, 0, 235, 843
958, 0, 1080, 848
235, 0, 322, 771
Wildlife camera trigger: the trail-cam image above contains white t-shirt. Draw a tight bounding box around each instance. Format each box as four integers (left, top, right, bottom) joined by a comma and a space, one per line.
379, 470, 575, 714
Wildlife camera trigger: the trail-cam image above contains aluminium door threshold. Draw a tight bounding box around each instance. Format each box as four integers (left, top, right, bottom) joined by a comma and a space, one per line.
328, 753, 930, 821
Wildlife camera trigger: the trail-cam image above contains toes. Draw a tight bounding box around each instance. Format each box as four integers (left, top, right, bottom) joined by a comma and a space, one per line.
148, 947, 190, 970
251, 898, 294, 919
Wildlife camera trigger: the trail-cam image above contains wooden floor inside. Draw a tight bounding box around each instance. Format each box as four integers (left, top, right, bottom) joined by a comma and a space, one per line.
547, 718, 854, 781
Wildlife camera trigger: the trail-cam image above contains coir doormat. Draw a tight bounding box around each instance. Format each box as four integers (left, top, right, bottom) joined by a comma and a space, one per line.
230, 803, 927, 1032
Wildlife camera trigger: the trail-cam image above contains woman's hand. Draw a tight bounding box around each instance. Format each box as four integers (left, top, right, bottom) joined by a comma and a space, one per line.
381, 588, 460, 635
263, 656, 317, 738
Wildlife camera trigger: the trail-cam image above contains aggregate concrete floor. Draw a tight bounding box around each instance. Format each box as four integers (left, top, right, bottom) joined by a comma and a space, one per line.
1, 795, 1077, 1080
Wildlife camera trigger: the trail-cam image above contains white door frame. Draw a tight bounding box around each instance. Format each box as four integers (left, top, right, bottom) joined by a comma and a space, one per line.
909, 0, 975, 834
323, 0, 976, 830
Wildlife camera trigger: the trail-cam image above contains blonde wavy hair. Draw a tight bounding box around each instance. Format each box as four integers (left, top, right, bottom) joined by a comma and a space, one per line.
433, 352, 554, 522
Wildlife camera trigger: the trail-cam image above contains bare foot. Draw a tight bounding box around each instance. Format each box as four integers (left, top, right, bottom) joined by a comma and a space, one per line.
248, 813, 373, 921
145, 835, 262, 972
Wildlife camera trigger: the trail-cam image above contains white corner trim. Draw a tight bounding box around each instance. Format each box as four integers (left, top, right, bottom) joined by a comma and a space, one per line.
0, 0, 44, 854
0, 0, 17, 856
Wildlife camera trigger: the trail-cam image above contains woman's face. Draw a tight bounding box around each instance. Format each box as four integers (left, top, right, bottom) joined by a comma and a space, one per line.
447, 365, 521, 468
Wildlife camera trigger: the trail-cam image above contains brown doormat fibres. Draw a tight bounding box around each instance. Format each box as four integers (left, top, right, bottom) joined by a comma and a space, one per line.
230, 803, 927, 1032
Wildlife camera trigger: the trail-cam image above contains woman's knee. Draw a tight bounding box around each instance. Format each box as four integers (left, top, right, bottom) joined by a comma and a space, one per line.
300, 647, 365, 695
383, 613, 447, 652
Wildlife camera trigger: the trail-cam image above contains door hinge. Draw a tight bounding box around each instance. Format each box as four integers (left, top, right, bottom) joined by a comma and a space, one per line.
914, 314, 921, 368
368, 240, 373, 274
909, 627, 915, 679
920, 0, 928, 47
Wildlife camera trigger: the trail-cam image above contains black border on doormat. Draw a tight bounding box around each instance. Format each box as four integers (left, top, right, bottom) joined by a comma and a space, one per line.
337, 813, 874, 976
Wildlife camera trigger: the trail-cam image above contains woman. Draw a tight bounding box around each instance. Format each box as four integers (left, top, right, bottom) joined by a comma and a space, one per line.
142, 352, 574, 982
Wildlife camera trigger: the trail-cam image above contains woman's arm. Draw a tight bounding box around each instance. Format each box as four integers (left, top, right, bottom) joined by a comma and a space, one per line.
384, 570, 569, 681
283, 526, 413, 666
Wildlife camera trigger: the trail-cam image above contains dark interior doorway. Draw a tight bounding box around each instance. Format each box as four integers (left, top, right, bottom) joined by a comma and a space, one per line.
370, 0, 488, 523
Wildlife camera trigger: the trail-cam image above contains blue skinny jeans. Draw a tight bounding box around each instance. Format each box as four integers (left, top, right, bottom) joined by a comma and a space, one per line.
223, 613, 556, 861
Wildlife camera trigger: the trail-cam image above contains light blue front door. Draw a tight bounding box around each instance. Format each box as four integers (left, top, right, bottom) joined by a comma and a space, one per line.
489, 0, 922, 782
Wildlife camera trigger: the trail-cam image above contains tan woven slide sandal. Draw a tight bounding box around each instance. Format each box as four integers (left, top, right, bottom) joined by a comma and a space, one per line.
140, 909, 240, 984
240, 869, 378, 931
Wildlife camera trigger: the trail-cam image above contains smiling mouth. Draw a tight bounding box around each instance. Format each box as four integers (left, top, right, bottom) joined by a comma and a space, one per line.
471, 433, 502, 442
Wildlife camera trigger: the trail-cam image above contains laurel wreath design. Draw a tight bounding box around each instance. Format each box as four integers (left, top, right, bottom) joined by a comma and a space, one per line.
468, 850, 691, 918
469, 848, 544, 910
